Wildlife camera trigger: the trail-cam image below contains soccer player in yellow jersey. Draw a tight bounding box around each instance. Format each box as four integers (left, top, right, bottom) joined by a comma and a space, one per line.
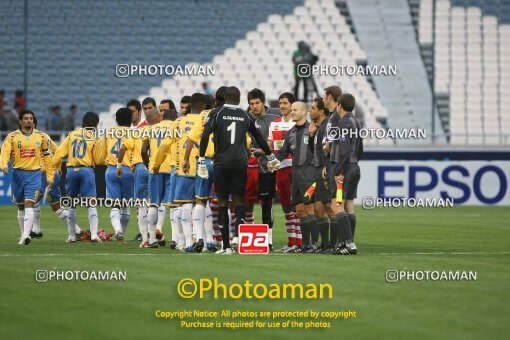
52, 112, 102, 243
182, 90, 225, 252
153, 93, 206, 252
141, 110, 176, 247
101, 108, 134, 244
1, 110, 54, 245
31, 117, 83, 239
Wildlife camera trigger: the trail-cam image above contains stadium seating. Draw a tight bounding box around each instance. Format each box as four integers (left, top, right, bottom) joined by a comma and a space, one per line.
0, 0, 302, 126
417, 0, 510, 145
101, 0, 391, 145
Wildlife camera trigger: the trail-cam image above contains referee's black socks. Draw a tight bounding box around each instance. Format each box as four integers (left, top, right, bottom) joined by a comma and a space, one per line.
218, 207, 230, 249
261, 199, 273, 229
309, 216, 319, 246
299, 216, 312, 246
317, 217, 329, 247
336, 212, 353, 244
348, 214, 356, 238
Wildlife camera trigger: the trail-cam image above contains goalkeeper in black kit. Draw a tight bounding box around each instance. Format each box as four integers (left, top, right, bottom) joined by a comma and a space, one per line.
198, 86, 280, 254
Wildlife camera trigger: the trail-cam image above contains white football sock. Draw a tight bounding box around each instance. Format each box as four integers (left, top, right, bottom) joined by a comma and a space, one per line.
181, 203, 193, 247
120, 207, 130, 234
137, 207, 149, 242
269, 228, 273, 245
88, 207, 99, 238
110, 208, 122, 234
173, 207, 184, 245
32, 204, 41, 233
17, 210, 25, 235
23, 207, 34, 238
157, 205, 165, 231
148, 206, 158, 243
169, 207, 178, 242
67, 208, 77, 239
205, 202, 214, 243
192, 204, 205, 241
18, 210, 25, 235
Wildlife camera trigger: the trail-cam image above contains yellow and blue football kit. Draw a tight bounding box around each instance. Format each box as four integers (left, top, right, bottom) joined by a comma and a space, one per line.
102, 127, 134, 199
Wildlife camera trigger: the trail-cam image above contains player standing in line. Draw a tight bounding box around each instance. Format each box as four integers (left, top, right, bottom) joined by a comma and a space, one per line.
52, 112, 103, 243
182, 88, 227, 252
199, 86, 280, 254
31, 118, 83, 239
244, 88, 280, 250
129, 99, 148, 129
324, 94, 362, 255
307, 97, 331, 251
1, 110, 54, 245
142, 109, 176, 248
321, 85, 343, 252
268, 92, 302, 252
153, 94, 205, 252
101, 108, 135, 244
273, 102, 318, 253
156, 99, 176, 230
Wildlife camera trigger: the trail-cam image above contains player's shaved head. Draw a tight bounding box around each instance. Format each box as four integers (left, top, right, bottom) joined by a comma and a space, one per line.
290, 101, 308, 123
145, 108, 160, 125
225, 86, 241, 105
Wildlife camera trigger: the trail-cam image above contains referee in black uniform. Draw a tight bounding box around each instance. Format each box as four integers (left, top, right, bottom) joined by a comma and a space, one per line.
198, 86, 280, 254
324, 93, 362, 255
274, 101, 318, 253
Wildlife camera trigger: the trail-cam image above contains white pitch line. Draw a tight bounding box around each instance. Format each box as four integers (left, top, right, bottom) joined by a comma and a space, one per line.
0, 252, 509, 257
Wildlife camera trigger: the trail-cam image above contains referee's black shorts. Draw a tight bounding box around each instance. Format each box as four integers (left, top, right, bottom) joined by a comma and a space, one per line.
314, 166, 331, 204
328, 163, 361, 200
213, 165, 247, 199
258, 172, 276, 201
291, 165, 316, 206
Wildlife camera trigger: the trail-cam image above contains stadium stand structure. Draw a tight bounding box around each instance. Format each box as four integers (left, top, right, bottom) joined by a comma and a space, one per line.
102, 0, 393, 145
346, 0, 443, 144
415, 0, 510, 145
0, 0, 301, 125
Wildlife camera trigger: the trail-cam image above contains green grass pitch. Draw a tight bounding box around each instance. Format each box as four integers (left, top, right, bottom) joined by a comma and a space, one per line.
0, 205, 509, 339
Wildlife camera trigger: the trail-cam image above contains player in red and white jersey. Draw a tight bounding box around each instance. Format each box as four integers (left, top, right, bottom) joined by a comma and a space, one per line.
268, 92, 302, 252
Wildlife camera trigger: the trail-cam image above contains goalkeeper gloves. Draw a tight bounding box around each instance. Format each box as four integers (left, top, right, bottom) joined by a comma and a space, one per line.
197, 157, 209, 179
266, 154, 281, 172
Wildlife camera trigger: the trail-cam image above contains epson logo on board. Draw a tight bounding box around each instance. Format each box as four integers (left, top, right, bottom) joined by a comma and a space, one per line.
357, 161, 510, 206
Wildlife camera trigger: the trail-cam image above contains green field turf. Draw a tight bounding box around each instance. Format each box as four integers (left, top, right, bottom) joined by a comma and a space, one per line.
0, 205, 509, 340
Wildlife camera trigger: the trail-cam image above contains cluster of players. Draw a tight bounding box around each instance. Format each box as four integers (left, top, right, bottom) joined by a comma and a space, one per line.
0, 84, 362, 255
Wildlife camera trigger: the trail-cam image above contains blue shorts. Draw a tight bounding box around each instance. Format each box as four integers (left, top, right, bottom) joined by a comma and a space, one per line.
11, 169, 42, 204
65, 166, 96, 198
195, 158, 214, 199
174, 175, 195, 203
148, 173, 171, 206
105, 165, 134, 199
38, 171, 62, 204
167, 169, 177, 206
133, 163, 148, 199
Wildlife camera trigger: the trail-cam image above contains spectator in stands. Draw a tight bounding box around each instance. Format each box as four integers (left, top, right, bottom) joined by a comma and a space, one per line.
64, 104, 78, 131
47, 105, 63, 138
202, 82, 214, 96
13, 90, 25, 112
293, 41, 319, 102
179, 95, 191, 116
159, 99, 176, 116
